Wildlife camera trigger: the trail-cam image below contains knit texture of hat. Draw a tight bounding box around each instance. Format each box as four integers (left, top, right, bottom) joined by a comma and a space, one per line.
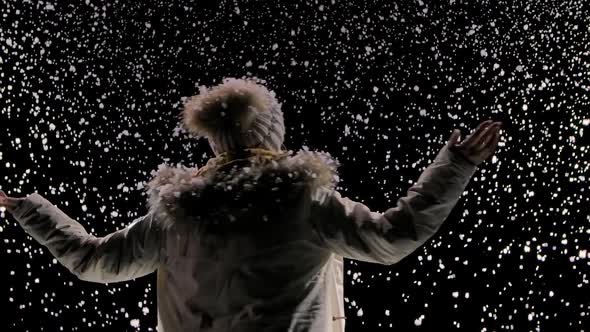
181, 77, 285, 155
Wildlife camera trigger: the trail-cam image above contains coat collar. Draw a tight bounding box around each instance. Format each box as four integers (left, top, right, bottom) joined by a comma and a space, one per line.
191, 148, 291, 178
144, 148, 340, 231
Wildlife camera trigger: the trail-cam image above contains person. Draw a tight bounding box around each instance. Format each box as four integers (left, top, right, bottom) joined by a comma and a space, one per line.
0, 77, 502, 332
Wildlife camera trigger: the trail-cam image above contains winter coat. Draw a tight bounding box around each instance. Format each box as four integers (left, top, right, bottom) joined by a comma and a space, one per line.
10, 143, 478, 332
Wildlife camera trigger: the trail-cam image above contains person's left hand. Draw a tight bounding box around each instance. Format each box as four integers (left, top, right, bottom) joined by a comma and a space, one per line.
0, 190, 23, 214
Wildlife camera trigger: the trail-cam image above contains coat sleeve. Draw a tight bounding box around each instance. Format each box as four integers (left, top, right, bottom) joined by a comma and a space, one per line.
10, 193, 165, 283
308, 144, 479, 265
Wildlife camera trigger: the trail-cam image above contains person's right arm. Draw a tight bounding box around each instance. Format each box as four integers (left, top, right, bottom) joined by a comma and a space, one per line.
308, 121, 501, 265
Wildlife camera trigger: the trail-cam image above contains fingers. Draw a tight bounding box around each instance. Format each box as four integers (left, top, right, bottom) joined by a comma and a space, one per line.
447, 129, 461, 147
465, 121, 501, 152
476, 122, 502, 145
475, 124, 501, 158
475, 122, 501, 149
0, 190, 19, 210
470, 121, 499, 148
450, 120, 502, 166
0, 190, 6, 206
456, 120, 492, 149
485, 126, 502, 155
1, 199, 19, 210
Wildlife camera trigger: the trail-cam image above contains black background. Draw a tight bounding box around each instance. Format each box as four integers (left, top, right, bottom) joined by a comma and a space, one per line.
1, 0, 588, 331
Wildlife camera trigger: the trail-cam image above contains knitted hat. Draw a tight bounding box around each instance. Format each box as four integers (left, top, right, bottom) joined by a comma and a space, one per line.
181, 77, 286, 156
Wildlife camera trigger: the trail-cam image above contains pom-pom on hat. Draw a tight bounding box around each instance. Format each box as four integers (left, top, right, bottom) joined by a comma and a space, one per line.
181, 77, 285, 155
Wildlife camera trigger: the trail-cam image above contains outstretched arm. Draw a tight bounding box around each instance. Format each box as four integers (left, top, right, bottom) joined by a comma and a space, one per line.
1, 192, 165, 283
309, 120, 501, 265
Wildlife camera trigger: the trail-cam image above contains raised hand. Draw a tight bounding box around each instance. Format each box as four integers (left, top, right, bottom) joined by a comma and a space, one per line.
0, 190, 23, 214
447, 120, 502, 166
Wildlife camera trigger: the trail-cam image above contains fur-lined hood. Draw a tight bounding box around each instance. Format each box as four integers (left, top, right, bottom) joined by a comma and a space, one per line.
143, 148, 340, 232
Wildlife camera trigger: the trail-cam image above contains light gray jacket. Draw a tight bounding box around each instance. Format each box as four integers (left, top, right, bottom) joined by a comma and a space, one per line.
11, 143, 477, 332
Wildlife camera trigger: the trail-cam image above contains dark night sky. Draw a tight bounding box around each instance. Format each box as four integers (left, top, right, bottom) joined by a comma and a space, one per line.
1, 0, 588, 331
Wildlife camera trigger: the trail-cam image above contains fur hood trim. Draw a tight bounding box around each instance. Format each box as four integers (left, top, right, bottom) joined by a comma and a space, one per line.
143, 149, 340, 231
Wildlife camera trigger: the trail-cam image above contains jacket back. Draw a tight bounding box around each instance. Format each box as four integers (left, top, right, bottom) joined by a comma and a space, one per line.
11, 144, 477, 332
147, 148, 345, 331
